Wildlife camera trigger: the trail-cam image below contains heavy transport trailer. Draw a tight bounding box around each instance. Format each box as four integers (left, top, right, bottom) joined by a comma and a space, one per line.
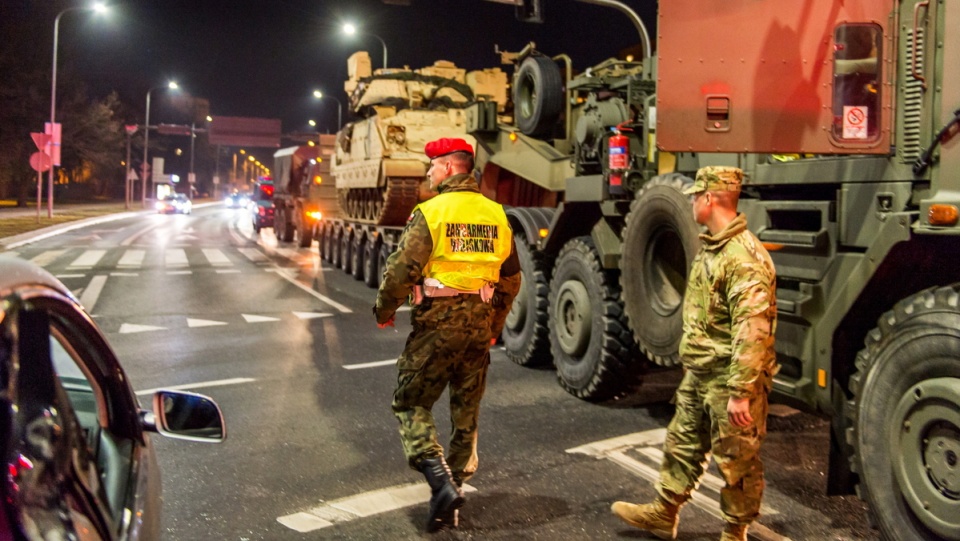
315, 218, 406, 289
272, 135, 338, 248
459, 0, 960, 539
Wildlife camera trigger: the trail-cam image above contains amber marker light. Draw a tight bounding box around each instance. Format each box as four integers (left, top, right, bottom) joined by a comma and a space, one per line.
313, 175, 323, 185
509, 132, 518, 143
538, 228, 549, 238
307, 211, 323, 221
818, 369, 827, 388
928, 204, 959, 226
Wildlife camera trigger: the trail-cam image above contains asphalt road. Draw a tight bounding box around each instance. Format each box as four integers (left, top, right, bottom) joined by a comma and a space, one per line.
1, 204, 879, 540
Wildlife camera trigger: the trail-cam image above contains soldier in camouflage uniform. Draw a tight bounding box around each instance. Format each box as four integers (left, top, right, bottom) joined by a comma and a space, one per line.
375, 138, 521, 532
611, 166, 777, 541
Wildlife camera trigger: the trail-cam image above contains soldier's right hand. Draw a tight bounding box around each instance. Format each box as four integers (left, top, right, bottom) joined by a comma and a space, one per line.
377, 315, 396, 329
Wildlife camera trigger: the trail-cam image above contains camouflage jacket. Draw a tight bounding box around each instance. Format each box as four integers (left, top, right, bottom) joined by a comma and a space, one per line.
374, 173, 521, 332
678, 213, 777, 398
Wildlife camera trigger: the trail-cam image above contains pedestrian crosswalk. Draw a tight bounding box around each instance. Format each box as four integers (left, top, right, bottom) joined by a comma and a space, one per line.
20, 246, 295, 273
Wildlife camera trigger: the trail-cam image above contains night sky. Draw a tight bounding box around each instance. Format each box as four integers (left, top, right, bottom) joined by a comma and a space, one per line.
39, 0, 654, 136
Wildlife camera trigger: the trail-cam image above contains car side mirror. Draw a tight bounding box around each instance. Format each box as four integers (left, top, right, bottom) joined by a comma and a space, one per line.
149, 390, 226, 443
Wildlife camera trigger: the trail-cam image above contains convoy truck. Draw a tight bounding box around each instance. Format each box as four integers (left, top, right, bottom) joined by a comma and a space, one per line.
272, 135, 337, 247
310, 1, 958, 537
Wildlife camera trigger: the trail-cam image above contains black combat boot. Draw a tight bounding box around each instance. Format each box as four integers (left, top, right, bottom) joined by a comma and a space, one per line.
419, 456, 464, 532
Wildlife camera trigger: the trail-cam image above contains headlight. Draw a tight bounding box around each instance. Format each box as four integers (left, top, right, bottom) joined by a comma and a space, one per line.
155, 202, 164, 210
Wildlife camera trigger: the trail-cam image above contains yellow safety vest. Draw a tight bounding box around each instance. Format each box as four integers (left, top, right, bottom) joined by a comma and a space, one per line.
416, 191, 512, 291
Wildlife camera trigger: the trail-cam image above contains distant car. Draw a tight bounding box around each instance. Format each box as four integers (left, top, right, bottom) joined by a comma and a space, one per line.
224, 192, 249, 209
251, 181, 275, 233
0, 256, 225, 540
156, 193, 192, 214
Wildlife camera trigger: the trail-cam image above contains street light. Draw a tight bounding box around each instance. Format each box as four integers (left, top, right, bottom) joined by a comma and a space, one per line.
342, 23, 387, 70
313, 90, 343, 131
142, 80, 178, 208
49, 2, 108, 218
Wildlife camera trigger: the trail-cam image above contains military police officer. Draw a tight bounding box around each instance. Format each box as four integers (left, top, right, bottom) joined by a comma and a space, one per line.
611, 166, 777, 541
375, 137, 521, 532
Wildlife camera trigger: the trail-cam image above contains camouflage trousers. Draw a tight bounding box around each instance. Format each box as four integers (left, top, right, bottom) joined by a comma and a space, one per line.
657, 369, 770, 525
392, 295, 494, 484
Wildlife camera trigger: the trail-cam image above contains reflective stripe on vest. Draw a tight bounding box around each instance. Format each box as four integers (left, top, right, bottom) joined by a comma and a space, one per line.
416, 191, 512, 291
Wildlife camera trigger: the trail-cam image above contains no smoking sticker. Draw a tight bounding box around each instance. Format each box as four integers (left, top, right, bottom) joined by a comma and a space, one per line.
843, 106, 868, 139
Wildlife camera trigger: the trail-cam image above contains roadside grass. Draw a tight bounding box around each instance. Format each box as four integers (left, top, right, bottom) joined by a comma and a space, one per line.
0, 203, 132, 239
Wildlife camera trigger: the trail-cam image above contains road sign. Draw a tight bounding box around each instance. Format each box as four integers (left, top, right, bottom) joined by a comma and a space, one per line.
30, 152, 52, 172
188, 173, 196, 184
127, 169, 139, 181
44, 122, 62, 165
125, 124, 138, 135
30, 132, 51, 151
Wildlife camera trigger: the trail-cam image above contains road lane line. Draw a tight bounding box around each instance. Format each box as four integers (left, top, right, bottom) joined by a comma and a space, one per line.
55, 274, 86, 279
78, 275, 107, 313
167, 270, 192, 275
268, 268, 353, 313
277, 482, 477, 533
117, 249, 145, 268
135, 377, 256, 396
344, 359, 396, 370
110, 272, 139, 277
203, 248, 232, 266
216, 269, 241, 274
165, 248, 188, 267
120, 222, 162, 247
238, 248, 268, 262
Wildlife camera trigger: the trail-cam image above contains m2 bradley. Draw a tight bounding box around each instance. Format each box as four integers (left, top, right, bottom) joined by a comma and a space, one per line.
316, 51, 507, 285
459, 0, 958, 539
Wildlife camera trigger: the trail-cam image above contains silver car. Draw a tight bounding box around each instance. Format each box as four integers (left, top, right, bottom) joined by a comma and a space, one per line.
0, 256, 225, 539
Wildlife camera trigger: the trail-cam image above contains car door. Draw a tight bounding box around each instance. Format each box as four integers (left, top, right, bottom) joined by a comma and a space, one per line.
0, 287, 157, 540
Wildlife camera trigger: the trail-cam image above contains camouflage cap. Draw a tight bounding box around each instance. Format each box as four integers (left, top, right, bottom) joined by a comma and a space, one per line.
683, 166, 743, 195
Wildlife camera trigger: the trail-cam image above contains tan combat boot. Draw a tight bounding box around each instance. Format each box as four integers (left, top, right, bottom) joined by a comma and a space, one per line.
719, 522, 749, 541
610, 497, 680, 540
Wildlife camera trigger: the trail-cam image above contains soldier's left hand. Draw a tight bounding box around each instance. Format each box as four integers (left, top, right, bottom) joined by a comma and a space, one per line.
727, 396, 753, 427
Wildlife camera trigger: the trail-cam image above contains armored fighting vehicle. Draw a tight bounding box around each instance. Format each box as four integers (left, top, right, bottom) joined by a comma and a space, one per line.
331, 51, 507, 226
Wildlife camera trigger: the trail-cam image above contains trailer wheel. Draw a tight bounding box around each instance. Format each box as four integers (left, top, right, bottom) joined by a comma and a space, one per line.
320, 224, 333, 262
620, 174, 699, 367
340, 229, 354, 274
351, 233, 366, 281
277, 208, 295, 242
364, 234, 382, 288
846, 285, 960, 541
513, 55, 564, 138
549, 236, 642, 401
378, 242, 393, 283
331, 226, 344, 268
503, 236, 553, 367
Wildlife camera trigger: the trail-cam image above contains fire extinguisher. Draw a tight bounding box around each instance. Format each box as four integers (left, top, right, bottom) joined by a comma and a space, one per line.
608, 128, 630, 194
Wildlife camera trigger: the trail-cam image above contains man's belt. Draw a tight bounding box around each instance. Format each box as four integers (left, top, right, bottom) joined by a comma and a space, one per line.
414, 278, 494, 304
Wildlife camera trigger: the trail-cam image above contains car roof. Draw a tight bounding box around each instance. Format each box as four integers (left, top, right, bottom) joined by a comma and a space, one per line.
0, 256, 72, 299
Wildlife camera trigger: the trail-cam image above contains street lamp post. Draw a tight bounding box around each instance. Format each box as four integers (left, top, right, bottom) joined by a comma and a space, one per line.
49, 3, 107, 218
313, 90, 343, 131
142, 81, 178, 208
342, 23, 387, 70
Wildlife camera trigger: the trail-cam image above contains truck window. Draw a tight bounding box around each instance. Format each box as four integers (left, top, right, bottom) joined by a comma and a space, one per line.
832, 24, 882, 142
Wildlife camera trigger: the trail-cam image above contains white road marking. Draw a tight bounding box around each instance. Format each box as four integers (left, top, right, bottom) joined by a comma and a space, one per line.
165, 248, 188, 267
277, 482, 477, 533
110, 272, 139, 277
119, 323, 167, 334
397, 306, 411, 312
5, 212, 140, 249
567, 429, 790, 541
242, 314, 281, 323
5, 251, 20, 258
187, 318, 228, 328
268, 268, 352, 313
238, 247, 268, 262
293, 312, 333, 320
78, 275, 108, 313
69, 249, 106, 268
167, 270, 192, 276
55, 274, 86, 279
31, 249, 65, 266
135, 377, 256, 396
343, 359, 396, 370
118, 249, 145, 268
203, 248, 232, 266
216, 269, 241, 274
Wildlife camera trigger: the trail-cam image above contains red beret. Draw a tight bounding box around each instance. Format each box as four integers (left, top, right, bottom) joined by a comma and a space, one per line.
424, 138, 474, 159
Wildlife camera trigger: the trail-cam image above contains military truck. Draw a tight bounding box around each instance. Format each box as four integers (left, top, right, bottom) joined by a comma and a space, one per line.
316, 51, 508, 286
460, 0, 959, 539
272, 135, 337, 247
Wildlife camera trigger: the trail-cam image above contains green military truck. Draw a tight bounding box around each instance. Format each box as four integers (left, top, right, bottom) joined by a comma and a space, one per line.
464, 0, 959, 539
272, 135, 337, 247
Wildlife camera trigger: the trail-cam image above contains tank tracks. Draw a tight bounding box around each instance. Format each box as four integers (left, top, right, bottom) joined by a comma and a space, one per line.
337, 176, 421, 226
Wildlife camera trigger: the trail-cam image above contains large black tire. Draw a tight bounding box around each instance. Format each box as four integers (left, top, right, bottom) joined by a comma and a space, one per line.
330, 227, 344, 268
502, 236, 553, 367
277, 208, 295, 242
549, 236, 643, 401
847, 285, 960, 541
620, 174, 700, 367
351, 233, 366, 281
296, 214, 313, 248
340, 229, 354, 274
363, 234, 382, 288
321, 224, 333, 262
378, 242, 393, 282
513, 55, 564, 138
